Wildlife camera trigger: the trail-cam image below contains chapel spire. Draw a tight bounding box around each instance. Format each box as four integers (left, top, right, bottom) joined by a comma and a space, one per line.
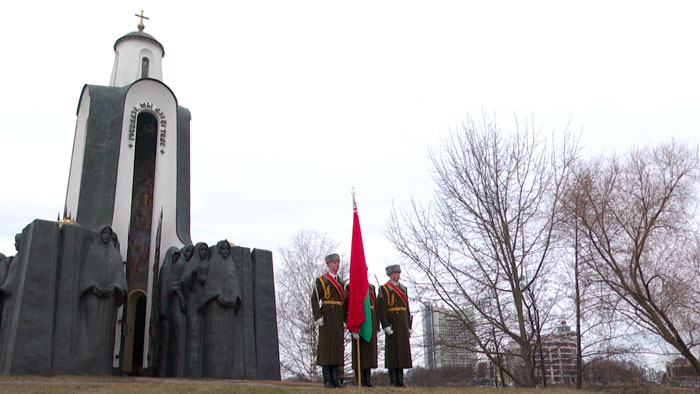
109, 10, 165, 87
135, 10, 149, 32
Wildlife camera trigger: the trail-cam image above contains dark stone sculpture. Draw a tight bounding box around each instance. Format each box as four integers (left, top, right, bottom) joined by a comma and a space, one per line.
231, 245, 256, 378
201, 240, 242, 378
111, 231, 120, 249
180, 242, 208, 377
4, 234, 21, 269
154, 246, 188, 377
166, 245, 191, 376
77, 225, 128, 374
0, 254, 7, 289
0, 253, 8, 337
154, 246, 178, 377
0, 220, 127, 375
0, 220, 280, 378
251, 249, 281, 380
0, 225, 40, 374
148, 241, 281, 380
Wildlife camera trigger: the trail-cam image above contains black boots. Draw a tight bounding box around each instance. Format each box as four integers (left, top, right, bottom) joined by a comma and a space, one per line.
389, 368, 398, 386
322, 366, 335, 388
362, 369, 373, 387
354, 368, 373, 387
330, 366, 344, 388
389, 368, 405, 387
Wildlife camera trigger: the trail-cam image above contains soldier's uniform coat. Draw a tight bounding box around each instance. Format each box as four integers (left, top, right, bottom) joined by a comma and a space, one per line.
344, 283, 378, 370
311, 273, 345, 366
377, 281, 412, 369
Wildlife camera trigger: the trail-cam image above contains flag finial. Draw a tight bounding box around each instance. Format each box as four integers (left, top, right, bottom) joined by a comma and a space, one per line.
351, 187, 356, 202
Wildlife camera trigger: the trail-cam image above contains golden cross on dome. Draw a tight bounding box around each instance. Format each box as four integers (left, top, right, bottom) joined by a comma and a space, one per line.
135, 10, 149, 32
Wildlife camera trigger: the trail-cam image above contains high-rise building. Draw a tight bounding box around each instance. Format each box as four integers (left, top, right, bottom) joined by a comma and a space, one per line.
534, 320, 577, 385
422, 303, 475, 368
494, 321, 578, 386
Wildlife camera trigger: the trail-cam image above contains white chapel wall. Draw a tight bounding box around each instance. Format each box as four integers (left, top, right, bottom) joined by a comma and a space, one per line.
111, 39, 164, 87
112, 79, 180, 369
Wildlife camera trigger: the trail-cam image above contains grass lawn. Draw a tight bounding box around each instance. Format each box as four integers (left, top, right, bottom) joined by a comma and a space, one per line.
0, 376, 696, 393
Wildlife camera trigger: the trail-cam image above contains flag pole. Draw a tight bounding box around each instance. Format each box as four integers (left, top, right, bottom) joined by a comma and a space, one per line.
356, 336, 362, 387
352, 187, 362, 387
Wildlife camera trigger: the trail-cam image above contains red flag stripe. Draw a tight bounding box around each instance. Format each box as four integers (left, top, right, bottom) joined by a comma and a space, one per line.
347, 199, 370, 334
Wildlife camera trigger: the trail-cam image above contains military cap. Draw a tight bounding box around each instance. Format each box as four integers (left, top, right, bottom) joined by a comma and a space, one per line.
325, 253, 340, 264
385, 264, 401, 275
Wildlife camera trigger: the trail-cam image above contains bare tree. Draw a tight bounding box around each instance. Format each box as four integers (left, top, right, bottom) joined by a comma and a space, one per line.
558, 212, 644, 389
275, 230, 346, 380
569, 141, 700, 376
387, 114, 578, 387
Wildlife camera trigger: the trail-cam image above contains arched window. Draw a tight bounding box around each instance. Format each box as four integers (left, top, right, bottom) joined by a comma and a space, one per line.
141, 57, 149, 78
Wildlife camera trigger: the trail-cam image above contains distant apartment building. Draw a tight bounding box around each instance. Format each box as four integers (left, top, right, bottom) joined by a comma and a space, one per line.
666, 357, 699, 381
422, 303, 475, 368
534, 320, 577, 385
500, 320, 577, 386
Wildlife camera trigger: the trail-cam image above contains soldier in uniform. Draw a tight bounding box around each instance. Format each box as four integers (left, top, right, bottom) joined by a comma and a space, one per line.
345, 282, 378, 387
311, 253, 346, 388
377, 264, 412, 387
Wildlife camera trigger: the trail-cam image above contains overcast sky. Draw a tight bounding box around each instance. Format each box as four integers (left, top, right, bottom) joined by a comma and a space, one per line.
1, 1, 699, 298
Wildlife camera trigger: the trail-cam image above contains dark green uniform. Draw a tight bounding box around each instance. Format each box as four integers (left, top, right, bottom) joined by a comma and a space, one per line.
311, 273, 345, 366
377, 281, 412, 369
345, 283, 378, 370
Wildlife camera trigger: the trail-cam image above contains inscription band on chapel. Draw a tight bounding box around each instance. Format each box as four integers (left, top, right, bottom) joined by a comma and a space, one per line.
128, 102, 168, 153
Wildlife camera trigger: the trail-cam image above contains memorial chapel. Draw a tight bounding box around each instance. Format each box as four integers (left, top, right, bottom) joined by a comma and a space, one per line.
64, 15, 193, 374
0, 15, 279, 379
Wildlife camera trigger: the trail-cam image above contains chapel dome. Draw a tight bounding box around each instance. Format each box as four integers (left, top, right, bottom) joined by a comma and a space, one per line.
114, 31, 165, 57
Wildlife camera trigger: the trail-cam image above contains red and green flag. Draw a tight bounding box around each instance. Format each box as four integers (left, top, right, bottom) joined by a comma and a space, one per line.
347, 197, 372, 342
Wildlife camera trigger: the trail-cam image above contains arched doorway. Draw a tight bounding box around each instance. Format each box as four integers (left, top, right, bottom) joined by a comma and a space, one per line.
122, 291, 147, 374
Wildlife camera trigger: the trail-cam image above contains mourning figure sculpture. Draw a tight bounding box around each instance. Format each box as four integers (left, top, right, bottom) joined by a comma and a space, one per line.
155, 247, 180, 377
167, 245, 193, 376
200, 240, 242, 378
180, 242, 209, 377
0, 253, 7, 332
0, 233, 23, 361
7, 234, 21, 267
77, 225, 128, 374
111, 231, 120, 250
0, 254, 7, 290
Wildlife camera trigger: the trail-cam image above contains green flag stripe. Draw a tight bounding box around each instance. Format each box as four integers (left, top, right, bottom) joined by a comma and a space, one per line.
359, 292, 372, 342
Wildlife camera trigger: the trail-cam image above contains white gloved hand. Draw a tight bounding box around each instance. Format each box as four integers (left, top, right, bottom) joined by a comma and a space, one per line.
316, 317, 324, 327
384, 326, 394, 335
351, 332, 359, 339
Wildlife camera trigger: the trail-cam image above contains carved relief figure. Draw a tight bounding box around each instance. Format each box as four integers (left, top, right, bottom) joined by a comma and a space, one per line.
201, 240, 241, 378
0, 253, 7, 334
179, 242, 208, 377
166, 245, 193, 376
155, 247, 180, 377
77, 225, 128, 374
0, 233, 23, 368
